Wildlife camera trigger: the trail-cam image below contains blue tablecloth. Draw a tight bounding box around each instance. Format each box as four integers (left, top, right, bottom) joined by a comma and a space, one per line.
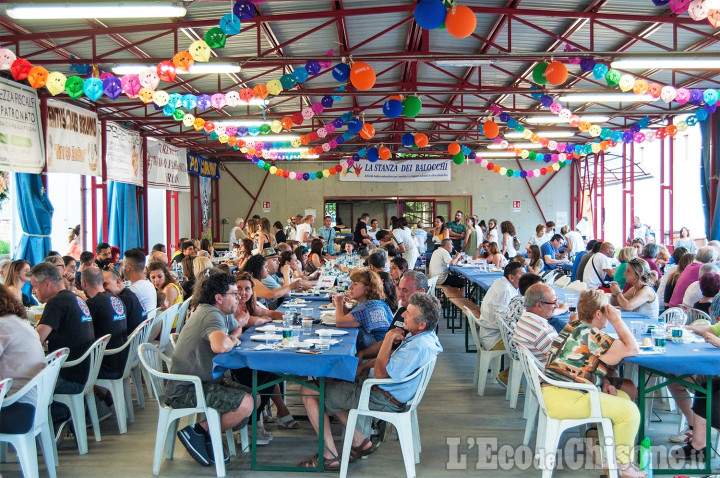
624, 336, 720, 375
449, 265, 503, 290
289, 292, 332, 301
212, 325, 359, 382
277, 299, 332, 318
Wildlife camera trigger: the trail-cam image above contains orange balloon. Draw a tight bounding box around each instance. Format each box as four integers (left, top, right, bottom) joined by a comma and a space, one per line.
445, 5, 477, 39
281, 117, 293, 130
350, 61, 376, 91
300, 135, 309, 145
483, 120, 499, 139
388, 95, 402, 102
378, 146, 391, 160
414, 133, 428, 148
448, 142, 461, 155
253, 84, 269, 99
544, 61, 568, 86
227, 137, 237, 147
307, 147, 316, 155
359, 123, 375, 140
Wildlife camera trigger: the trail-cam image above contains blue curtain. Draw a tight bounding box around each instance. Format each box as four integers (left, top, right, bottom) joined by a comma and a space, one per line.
700, 118, 720, 241
14, 173, 54, 264
107, 181, 143, 252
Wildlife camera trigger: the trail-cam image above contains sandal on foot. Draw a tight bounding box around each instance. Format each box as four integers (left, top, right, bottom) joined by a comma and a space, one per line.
277, 414, 300, 429
297, 453, 341, 471
350, 437, 379, 463
618, 462, 647, 478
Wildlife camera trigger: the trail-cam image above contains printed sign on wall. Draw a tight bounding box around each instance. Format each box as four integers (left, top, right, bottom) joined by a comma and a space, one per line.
105, 122, 143, 186
46, 100, 101, 176
0, 77, 44, 173
146, 138, 190, 191
338, 159, 451, 182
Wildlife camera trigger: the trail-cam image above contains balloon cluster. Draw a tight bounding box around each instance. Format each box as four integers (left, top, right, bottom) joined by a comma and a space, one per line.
532, 61, 569, 86
400, 132, 430, 149
331, 61, 376, 90
382, 95, 422, 119
250, 156, 357, 181
651, 0, 720, 28
414, 0, 477, 39
447, 143, 475, 164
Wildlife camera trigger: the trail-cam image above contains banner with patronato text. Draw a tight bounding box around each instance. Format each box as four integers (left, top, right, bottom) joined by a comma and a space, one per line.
46, 99, 101, 176
146, 138, 190, 191
199, 175, 212, 239
0, 77, 44, 173
338, 159, 452, 182
187, 152, 219, 179
105, 122, 143, 186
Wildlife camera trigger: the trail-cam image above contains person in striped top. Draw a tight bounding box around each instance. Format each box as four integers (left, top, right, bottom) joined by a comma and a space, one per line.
512, 283, 559, 363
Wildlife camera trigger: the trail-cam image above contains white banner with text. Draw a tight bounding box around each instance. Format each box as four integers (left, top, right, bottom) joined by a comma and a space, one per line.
0, 77, 45, 173
338, 159, 451, 182
147, 138, 190, 191
105, 122, 143, 186
46, 100, 101, 176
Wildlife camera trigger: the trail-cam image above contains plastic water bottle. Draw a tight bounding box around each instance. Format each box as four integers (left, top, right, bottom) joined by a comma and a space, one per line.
176, 263, 184, 283
638, 437, 653, 477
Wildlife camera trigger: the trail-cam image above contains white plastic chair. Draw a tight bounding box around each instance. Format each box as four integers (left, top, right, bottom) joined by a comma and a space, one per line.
518, 347, 618, 478
53, 335, 110, 455
553, 275, 570, 288
95, 318, 154, 434
153, 303, 182, 356
175, 298, 192, 334
564, 280, 588, 293
686, 307, 712, 325
137, 343, 241, 477
339, 358, 437, 478
660, 307, 687, 326
426, 275, 439, 298
0, 348, 68, 478
497, 318, 523, 409
541, 270, 557, 283
464, 306, 505, 395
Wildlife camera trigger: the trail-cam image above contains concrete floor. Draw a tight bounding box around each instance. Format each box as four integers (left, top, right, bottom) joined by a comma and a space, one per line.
0, 323, 716, 477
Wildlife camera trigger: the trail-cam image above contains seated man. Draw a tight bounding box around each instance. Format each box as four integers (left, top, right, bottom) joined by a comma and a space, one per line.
582, 241, 615, 290
512, 283, 560, 362
94, 242, 113, 268
428, 239, 465, 292
102, 267, 147, 332
356, 270, 428, 361
540, 234, 569, 272
81, 267, 128, 379
502, 273, 544, 361
299, 293, 443, 470
165, 272, 257, 466
124, 248, 158, 313
172, 240, 196, 266
76, 250, 95, 289
477, 261, 525, 353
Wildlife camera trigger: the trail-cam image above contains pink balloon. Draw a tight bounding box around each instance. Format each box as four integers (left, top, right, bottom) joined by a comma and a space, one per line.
211, 93, 227, 109
325, 123, 336, 134
301, 108, 314, 119
121, 74, 142, 97
311, 102, 323, 114
225, 125, 237, 136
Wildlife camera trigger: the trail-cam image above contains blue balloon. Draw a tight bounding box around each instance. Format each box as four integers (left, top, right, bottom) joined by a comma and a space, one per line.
305, 61, 321, 76
309, 172, 317, 180
579, 58, 595, 73
336, 136, 345, 145
414, 0, 447, 30
257, 160, 265, 168
341, 111, 353, 123
540, 95, 553, 107
332, 63, 350, 82
347, 119, 362, 134
382, 99, 403, 118
530, 85, 543, 100
162, 104, 175, 117
358, 148, 367, 158
401, 133, 415, 147
592, 63, 609, 80
292, 67, 309, 83
536, 153, 544, 162
367, 147, 379, 162
321, 96, 334, 108
499, 112, 510, 122
461, 145, 470, 155
610, 131, 623, 143
233, 1, 254, 20
219, 13, 241, 35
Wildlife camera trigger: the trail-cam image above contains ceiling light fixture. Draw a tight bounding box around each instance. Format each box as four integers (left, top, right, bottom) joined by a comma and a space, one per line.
434, 60, 495, 67
525, 115, 610, 125
410, 117, 456, 122
558, 93, 656, 103
504, 131, 576, 139
476, 151, 519, 158
6, 2, 187, 19
112, 63, 241, 75
487, 143, 542, 149
611, 59, 720, 70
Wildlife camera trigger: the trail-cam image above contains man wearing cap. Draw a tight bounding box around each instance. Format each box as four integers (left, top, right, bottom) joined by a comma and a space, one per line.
259, 247, 301, 309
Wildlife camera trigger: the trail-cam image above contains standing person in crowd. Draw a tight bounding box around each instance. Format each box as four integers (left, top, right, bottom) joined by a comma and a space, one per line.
629, 215, 651, 244
613, 247, 638, 291
431, 216, 450, 246
542, 234, 571, 272
317, 215, 337, 256
284, 215, 298, 241
273, 221, 286, 245
255, 218, 275, 251
610, 258, 659, 318
228, 217, 246, 247
0, 285, 46, 438
124, 248, 157, 312
4, 260, 32, 307
583, 242, 616, 290
428, 239, 465, 293
295, 215, 315, 247
148, 261, 183, 311
472, 215, 485, 243
165, 272, 258, 467
333, 217, 345, 232
412, 221, 428, 256
392, 217, 419, 271
527, 245, 545, 275
102, 267, 147, 332
526, 224, 548, 252
95, 242, 113, 268
675, 227, 697, 254
463, 217, 478, 257
353, 213, 373, 252
447, 211, 467, 252
543, 221, 556, 241
562, 225, 585, 259
499, 220, 519, 259
66, 224, 82, 261
245, 218, 258, 245
543, 290, 644, 478
367, 219, 380, 244
486, 218, 499, 245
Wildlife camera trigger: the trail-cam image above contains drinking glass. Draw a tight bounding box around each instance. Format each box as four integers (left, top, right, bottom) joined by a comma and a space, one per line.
317, 329, 333, 350
282, 313, 293, 329
301, 318, 313, 335
290, 325, 301, 343
301, 307, 313, 322
264, 331, 276, 345
629, 321, 644, 341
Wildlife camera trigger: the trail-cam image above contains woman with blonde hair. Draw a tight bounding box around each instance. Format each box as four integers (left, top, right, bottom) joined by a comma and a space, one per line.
613, 246, 637, 290
333, 270, 392, 351
256, 218, 274, 251
478, 242, 507, 268
544, 289, 644, 478
610, 258, 659, 318
245, 218, 258, 244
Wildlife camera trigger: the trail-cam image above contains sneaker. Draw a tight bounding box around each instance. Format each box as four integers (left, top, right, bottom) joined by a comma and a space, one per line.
54, 419, 69, 447
256, 428, 273, 446
669, 426, 693, 444
205, 435, 230, 465
177, 425, 211, 466
496, 369, 509, 388
671, 442, 705, 461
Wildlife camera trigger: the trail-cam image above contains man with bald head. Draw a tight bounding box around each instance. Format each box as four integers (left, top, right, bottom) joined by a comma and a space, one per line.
583, 241, 615, 290
512, 283, 559, 362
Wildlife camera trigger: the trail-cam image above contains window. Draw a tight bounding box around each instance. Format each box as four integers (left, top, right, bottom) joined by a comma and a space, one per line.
401, 201, 434, 228
324, 202, 337, 226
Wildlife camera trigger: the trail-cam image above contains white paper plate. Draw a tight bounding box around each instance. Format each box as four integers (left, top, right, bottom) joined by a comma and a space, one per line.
314, 329, 347, 336
319, 304, 335, 310
255, 325, 287, 333
250, 334, 282, 342
303, 338, 340, 345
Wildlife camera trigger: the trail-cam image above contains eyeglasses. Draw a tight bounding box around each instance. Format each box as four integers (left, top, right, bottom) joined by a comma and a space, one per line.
223, 292, 241, 298
541, 300, 558, 305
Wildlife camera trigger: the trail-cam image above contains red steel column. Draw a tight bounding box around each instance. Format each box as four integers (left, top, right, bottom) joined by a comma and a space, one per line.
142, 136, 149, 253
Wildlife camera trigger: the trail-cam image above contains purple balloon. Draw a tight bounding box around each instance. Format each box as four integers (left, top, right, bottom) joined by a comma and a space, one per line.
233, 1, 255, 20
237, 126, 248, 137
622, 131, 634, 143
520, 171, 527, 178
196, 94, 211, 110
352, 154, 360, 161
335, 136, 345, 145
499, 112, 510, 122
630, 124, 641, 133
540, 95, 554, 107
305, 61, 321, 76
102, 77, 123, 100
333, 118, 343, 128
705, 104, 717, 115
468, 152, 476, 160
579, 58, 596, 73
690, 89, 704, 105
321, 96, 334, 108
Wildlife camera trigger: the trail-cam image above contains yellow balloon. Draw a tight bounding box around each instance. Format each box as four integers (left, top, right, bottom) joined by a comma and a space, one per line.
270, 120, 282, 133
323, 169, 330, 177
677, 120, 688, 131
520, 150, 529, 159
183, 114, 195, 127
522, 129, 533, 140
46, 71, 67, 96
269, 166, 277, 174
240, 147, 248, 153
189, 40, 211, 62
499, 167, 507, 175
266, 79, 283, 96
153, 90, 169, 107
291, 138, 301, 148
591, 143, 601, 153
552, 163, 560, 171
589, 125, 602, 137
218, 134, 228, 143
618, 74, 635, 92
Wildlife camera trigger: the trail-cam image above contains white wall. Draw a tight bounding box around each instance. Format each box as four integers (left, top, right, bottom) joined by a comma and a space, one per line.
217, 161, 572, 244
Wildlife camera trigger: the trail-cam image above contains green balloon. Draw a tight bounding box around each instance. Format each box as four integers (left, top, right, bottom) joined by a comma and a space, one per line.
280, 73, 296, 90
532, 62, 549, 85
605, 69, 621, 87
515, 124, 525, 133
259, 123, 271, 134
204, 27, 227, 49
528, 151, 537, 160
316, 171, 323, 179
506, 169, 514, 177
210, 131, 219, 140
65, 76, 84, 99
263, 163, 271, 171
402, 96, 422, 118
173, 109, 185, 121
452, 152, 465, 165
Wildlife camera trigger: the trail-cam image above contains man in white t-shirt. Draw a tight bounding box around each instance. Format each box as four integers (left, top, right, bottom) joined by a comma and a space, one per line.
295, 215, 314, 246
428, 239, 464, 289
123, 248, 157, 312
392, 217, 419, 270
228, 217, 246, 246
628, 216, 651, 244
562, 225, 585, 259
582, 242, 615, 290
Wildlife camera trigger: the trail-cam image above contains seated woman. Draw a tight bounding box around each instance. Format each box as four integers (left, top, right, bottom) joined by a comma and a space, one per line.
527, 244, 544, 275
333, 270, 392, 352
199, 237, 215, 257
242, 254, 298, 309
609, 258, 659, 318
306, 239, 325, 274
389, 257, 408, 286
693, 272, 720, 315
147, 261, 183, 310
544, 289, 644, 478
613, 247, 637, 291
0, 285, 46, 435
663, 252, 695, 308
4, 260, 33, 307
482, 242, 508, 268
